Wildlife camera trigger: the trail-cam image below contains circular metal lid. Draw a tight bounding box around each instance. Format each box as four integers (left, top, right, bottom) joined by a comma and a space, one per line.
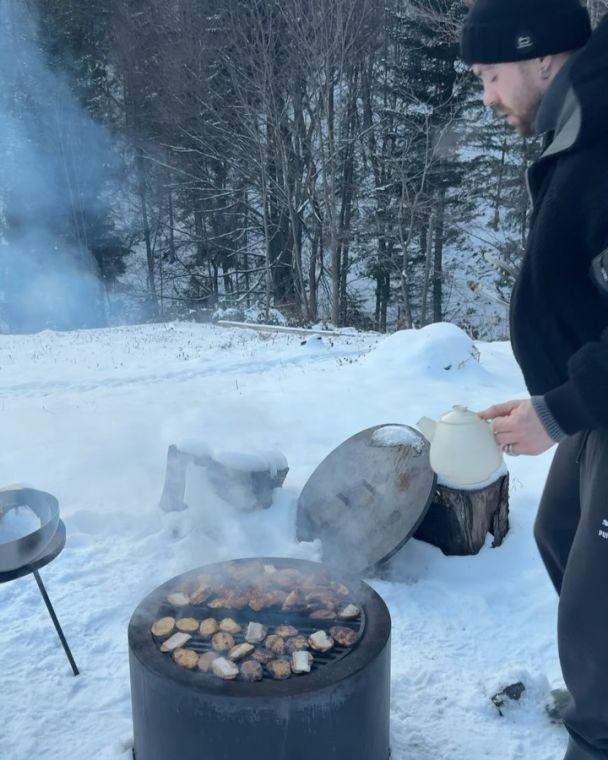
296, 424, 436, 575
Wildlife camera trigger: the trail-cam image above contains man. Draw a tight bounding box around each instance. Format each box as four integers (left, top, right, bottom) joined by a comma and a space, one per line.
460, 1, 608, 758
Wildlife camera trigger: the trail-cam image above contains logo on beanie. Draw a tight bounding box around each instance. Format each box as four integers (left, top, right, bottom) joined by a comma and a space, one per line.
516, 33, 534, 51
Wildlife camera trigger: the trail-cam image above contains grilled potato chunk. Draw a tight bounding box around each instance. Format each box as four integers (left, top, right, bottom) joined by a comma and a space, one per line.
172, 648, 199, 669
176, 617, 199, 633
219, 618, 241, 634
151, 616, 175, 637
199, 618, 219, 638
211, 632, 235, 652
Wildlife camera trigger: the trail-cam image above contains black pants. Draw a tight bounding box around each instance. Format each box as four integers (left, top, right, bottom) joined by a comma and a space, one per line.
534, 429, 608, 758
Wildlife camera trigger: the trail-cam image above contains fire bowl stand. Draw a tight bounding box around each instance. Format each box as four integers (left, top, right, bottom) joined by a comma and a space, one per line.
0, 520, 79, 676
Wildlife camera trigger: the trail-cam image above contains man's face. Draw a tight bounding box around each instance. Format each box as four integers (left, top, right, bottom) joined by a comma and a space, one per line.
472, 61, 545, 137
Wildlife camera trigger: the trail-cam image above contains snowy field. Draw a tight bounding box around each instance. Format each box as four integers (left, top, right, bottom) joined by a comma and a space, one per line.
0, 321, 568, 759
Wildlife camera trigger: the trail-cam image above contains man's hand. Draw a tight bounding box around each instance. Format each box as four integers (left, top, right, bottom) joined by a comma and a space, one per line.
477, 398, 554, 456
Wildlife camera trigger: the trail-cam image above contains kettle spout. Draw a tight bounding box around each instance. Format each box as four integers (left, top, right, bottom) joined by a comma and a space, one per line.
416, 416, 436, 442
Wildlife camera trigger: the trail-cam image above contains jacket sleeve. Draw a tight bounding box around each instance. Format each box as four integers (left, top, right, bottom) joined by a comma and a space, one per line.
544, 326, 608, 435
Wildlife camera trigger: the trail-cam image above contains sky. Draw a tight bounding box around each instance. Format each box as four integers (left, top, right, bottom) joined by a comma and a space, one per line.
0, 321, 569, 759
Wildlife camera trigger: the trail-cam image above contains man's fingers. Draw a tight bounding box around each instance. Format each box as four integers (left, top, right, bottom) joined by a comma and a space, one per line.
477, 400, 520, 420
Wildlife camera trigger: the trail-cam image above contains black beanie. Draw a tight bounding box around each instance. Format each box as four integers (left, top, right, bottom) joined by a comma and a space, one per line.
460, 0, 592, 65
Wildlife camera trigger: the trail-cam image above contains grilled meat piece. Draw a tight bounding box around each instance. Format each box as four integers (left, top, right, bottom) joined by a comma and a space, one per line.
285, 635, 309, 653
172, 648, 199, 670
329, 626, 357, 647
219, 617, 242, 634
151, 616, 175, 637
244, 622, 267, 644
338, 604, 361, 620
305, 591, 337, 610
175, 617, 199, 633
274, 624, 298, 638
167, 592, 190, 607
282, 590, 307, 612
208, 597, 231, 609
274, 568, 305, 589
330, 581, 351, 597
266, 659, 292, 680
199, 617, 219, 638
211, 632, 235, 652
160, 632, 192, 652
309, 609, 336, 620
308, 630, 334, 652
240, 659, 264, 682
264, 634, 286, 656
197, 651, 220, 673
211, 657, 239, 680
250, 649, 274, 665
291, 651, 314, 674
248, 592, 275, 612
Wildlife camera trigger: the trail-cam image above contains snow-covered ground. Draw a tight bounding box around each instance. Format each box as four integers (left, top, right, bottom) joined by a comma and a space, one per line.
0, 321, 568, 759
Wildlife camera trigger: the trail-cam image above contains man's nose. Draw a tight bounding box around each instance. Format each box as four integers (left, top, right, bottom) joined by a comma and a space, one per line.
483, 87, 498, 108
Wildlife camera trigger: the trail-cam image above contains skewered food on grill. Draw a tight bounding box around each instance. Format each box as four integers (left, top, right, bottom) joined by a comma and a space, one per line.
240, 659, 264, 681
211, 632, 235, 652
151, 617, 175, 637
172, 648, 199, 669
248, 592, 275, 611
211, 657, 239, 680
282, 590, 307, 612
176, 617, 199, 633
160, 632, 192, 652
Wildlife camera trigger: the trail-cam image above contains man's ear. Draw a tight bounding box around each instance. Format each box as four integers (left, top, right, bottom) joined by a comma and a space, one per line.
539, 55, 553, 80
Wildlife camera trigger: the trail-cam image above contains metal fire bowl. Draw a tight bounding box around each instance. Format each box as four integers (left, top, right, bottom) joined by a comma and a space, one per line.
0, 489, 60, 573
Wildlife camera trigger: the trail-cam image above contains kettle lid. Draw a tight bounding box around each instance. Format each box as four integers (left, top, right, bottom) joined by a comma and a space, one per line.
439, 404, 479, 425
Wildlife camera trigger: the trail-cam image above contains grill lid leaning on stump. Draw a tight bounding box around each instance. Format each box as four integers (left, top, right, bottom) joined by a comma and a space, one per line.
296, 424, 437, 574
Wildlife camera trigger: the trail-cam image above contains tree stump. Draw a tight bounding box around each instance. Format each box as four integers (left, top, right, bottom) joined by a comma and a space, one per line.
159, 444, 289, 512
413, 473, 509, 555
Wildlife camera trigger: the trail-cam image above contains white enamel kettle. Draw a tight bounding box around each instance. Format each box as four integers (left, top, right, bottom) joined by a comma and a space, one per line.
417, 404, 504, 485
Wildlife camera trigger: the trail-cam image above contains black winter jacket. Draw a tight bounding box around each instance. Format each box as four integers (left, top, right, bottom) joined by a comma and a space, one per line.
510, 15, 608, 434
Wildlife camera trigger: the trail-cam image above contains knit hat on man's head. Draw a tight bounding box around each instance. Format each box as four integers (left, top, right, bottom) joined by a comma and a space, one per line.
460, 0, 591, 65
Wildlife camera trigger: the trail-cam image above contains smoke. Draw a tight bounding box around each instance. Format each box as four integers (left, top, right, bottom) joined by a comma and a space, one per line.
0, 1, 116, 333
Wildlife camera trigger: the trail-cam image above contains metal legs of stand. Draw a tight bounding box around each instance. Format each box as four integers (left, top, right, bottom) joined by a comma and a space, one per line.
32, 569, 79, 676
